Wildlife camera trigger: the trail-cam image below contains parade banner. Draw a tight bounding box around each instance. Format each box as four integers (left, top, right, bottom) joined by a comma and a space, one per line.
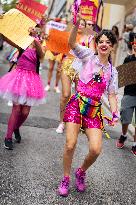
47, 21, 67, 31
80, 0, 99, 22
16, 0, 47, 22
0, 9, 36, 49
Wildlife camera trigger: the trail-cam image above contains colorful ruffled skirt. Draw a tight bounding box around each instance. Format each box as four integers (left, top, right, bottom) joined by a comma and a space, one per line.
0, 68, 46, 106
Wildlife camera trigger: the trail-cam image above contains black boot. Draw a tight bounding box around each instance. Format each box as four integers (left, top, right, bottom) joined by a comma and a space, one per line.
14, 129, 21, 143
4, 138, 13, 150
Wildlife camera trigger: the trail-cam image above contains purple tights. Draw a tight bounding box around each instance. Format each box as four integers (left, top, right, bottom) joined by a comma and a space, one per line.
5, 104, 31, 140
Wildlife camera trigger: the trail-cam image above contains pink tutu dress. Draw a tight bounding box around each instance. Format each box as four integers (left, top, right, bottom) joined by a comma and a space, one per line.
64, 44, 118, 129
0, 47, 46, 106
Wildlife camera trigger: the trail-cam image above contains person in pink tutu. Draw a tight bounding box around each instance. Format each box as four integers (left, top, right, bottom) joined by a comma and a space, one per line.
58, 15, 119, 196
0, 30, 46, 150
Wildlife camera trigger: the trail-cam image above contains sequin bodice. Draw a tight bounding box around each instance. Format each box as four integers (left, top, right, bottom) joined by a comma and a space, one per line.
77, 77, 106, 101
16, 48, 37, 71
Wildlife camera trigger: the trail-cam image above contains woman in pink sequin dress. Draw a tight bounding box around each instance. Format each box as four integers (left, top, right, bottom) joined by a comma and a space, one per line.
0, 35, 46, 150
58, 17, 119, 196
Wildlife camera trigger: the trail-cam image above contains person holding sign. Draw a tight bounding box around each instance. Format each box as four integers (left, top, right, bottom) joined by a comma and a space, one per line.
44, 18, 64, 94
0, 29, 46, 150
58, 13, 119, 196
56, 18, 96, 134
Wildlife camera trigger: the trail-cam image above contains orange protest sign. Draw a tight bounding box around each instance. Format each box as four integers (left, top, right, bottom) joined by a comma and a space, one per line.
46, 29, 81, 55
46, 29, 70, 54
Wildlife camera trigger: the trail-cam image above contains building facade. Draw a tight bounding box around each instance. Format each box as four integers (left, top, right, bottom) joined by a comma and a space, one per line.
102, 0, 136, 65
48, 0, 67, 18
46, 0, 136, 65
0, 0, 3, 14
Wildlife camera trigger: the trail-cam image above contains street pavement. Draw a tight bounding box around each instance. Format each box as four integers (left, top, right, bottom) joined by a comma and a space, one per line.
0, 47, 136, 205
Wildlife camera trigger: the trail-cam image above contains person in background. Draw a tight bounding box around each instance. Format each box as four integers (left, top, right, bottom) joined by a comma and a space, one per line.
0, 28, 46, 150
44, 18, 64, 94
111, 25, 119, 66
120, 24, 134, 61
56, 19, 96, 134
116, 33, 136, 156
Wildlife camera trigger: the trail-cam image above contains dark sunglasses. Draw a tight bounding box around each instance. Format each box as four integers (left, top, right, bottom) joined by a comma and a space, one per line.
87, 23, 94, 26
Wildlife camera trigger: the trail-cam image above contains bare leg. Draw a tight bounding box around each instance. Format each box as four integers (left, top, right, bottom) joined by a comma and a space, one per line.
122, 124, 129, 135
81, 128, 102, 171
47, 60, 55, 85
63, 122, 81, 176
55, 62, 61, 87
74, 73, 79, 90
60, 71, 72, 122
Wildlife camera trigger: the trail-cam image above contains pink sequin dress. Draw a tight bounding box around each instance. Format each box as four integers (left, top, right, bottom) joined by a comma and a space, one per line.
0, 48, 46, 106
64, 45, 118, 129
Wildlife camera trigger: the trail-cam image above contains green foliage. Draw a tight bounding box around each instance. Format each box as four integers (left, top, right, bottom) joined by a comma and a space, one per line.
2, 0, 17, 12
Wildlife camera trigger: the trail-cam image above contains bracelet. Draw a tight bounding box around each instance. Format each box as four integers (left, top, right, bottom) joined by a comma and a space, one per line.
112, 112, 119, 119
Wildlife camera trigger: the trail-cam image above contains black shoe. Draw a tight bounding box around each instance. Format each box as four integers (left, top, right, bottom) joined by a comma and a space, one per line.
131, 146, 136, 156
14, 129, 21, 143
116, 135, 127, 148
4, 139, 13, 150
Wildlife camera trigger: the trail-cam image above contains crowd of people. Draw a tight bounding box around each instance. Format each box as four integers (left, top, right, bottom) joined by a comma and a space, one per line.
0, 7, 136, 198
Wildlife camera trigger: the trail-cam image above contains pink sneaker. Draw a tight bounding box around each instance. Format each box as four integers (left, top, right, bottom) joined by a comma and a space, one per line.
75, 168, 86, 192
58, 176, 70, 197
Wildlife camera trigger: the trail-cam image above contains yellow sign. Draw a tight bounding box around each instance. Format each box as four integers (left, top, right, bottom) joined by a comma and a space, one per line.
0, 9, 36, 49
81, 0, 99, 8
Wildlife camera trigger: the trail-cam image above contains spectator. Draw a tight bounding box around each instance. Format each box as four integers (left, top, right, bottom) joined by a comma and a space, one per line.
116, 32, 136, 156
121, 24, 134, 59
111, 25, 119, 66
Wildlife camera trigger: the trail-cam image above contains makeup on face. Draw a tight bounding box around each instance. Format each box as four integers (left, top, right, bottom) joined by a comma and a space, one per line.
78, 20, 86, 33
97, 35, 113, 54
79, 21, 86, 29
